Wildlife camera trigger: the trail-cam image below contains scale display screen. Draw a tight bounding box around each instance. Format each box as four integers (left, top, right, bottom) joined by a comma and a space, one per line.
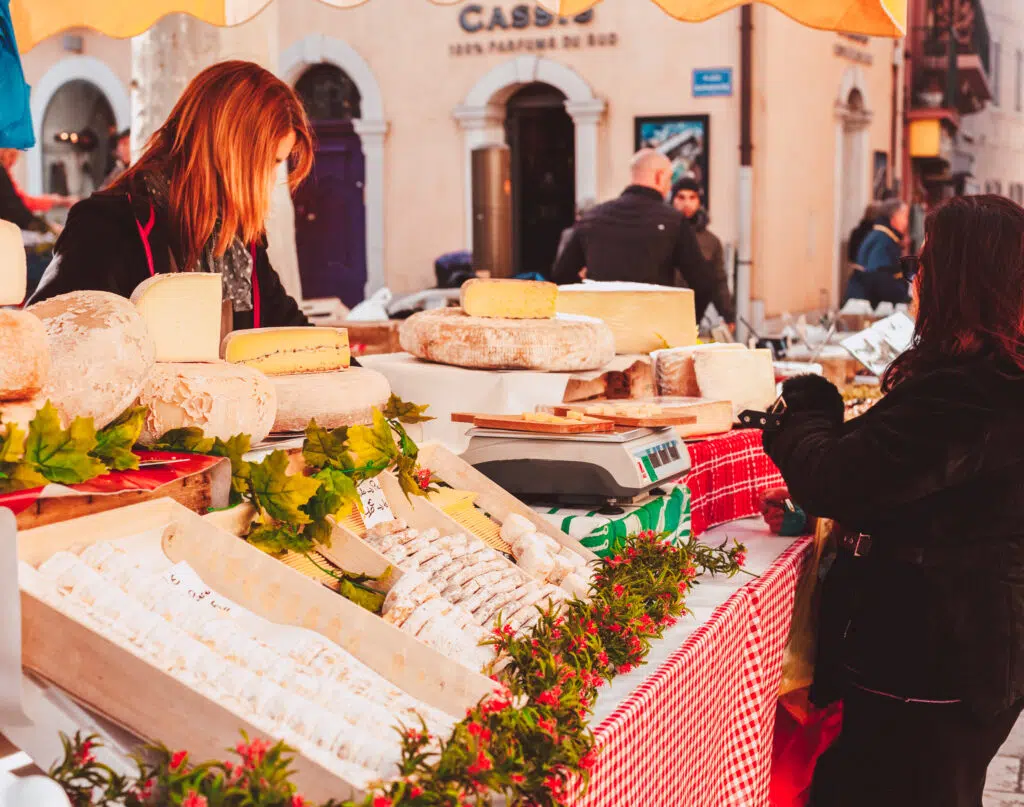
631, 439, 684, 484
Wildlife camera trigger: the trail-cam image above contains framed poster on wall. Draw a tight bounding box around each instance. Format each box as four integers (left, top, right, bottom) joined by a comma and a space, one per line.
634, 114, 711, 211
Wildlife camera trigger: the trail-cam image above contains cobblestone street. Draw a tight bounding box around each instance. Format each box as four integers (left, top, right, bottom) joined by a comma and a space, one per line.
988, 718, 1024, 805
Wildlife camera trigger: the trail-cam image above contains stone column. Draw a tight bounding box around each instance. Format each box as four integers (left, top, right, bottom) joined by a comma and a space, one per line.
565, 98, 606, 206
352, 118, 389, 299
453, 103, 506, 250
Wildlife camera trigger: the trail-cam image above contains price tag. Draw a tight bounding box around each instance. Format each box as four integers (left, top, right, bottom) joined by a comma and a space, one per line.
358, 478, 395, 528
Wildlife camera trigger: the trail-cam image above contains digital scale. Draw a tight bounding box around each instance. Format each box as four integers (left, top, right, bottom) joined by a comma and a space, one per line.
461, 426, 692, 507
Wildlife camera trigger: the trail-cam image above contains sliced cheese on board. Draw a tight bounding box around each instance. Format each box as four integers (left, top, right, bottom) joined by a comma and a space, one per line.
28, 291, 156, 428
0, 219, 27, 306
652, 343, 746, 397
555, 282, 697, 354
130, 273, 222, 362
657, 398, 734, 438
692, 348, 777, 419
399, 308, 614, 372
0, 310, 50, 401
137, 361, 277, 444
222, 326, 350, 374
271, 367, 391, 433
460, 278, 557, 319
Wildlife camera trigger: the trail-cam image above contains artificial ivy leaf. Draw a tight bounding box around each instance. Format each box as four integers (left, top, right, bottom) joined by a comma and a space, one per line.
391, 421, 419, 461
304, 467, 361, 525
381, 394, 435, 425
246, 518, 315, 555
24, 404, 107, 485
347, 410, 398, 477
395, 453, 432, 500
302, 419, 351, 471
337, 579, 386, 614
150, 427, 215, 454
209, 434, 253, 504
248, 450, 321, 525
92, 406, 148, 471
0, 462, 48, 493
0, 422, 26, 463
302, 517, 334, 547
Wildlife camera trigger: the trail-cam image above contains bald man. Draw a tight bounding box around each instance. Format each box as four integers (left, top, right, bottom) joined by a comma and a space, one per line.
551, 149, 715, 321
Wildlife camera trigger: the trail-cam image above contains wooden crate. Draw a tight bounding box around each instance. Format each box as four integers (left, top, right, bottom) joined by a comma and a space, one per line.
19, 499, 493, 801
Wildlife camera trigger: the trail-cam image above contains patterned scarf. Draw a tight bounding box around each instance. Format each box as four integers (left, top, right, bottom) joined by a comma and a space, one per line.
143, 172, 253, 312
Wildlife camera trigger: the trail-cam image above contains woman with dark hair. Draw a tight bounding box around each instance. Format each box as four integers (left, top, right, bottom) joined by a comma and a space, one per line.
764, 195, 1024, 807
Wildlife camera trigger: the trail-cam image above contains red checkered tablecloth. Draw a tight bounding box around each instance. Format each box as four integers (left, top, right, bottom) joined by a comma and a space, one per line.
578, 538, 811, 807
681, 430, 786, 537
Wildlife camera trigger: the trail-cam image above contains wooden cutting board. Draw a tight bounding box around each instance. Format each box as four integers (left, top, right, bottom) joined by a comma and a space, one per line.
551, 405, 697, 428
450, 412, 614, 434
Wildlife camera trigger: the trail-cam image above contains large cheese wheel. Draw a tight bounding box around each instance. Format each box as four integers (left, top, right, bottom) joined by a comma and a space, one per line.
137, 361, 277, 444
652, 343, 745, 397
0, 310, 50, 401
270, 367, 391, 433
0, 220, 27, 306
399, 308, 615, 372
28, 291, 155, 428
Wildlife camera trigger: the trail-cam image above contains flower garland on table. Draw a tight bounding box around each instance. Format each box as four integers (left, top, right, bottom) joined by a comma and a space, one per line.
47, 531, 746, 807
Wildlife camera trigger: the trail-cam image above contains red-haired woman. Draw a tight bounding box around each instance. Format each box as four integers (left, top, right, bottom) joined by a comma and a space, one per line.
764, 194, 1024, 806
29, 60, 314, 329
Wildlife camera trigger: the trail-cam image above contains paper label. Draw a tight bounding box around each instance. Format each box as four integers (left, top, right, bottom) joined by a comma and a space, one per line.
358, 478, 395, 528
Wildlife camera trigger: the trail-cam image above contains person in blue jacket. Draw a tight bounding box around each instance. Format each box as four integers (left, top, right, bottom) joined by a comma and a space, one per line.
844, 199, 912, 307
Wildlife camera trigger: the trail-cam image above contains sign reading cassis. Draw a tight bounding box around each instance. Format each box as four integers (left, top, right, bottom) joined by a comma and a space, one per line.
458, 4, 595, 33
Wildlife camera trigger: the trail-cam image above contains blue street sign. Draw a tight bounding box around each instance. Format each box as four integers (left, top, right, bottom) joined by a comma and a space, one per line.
693, 68, 734, 98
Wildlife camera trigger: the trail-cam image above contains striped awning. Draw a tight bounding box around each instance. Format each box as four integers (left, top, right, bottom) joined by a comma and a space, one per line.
12, 0, 906, 53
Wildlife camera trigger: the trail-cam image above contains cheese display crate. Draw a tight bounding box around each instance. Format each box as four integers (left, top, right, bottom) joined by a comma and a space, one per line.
19, 499, 494, 801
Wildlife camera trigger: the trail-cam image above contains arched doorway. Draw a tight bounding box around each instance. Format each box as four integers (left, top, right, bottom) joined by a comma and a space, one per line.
505, 83, 575, 276
293, 63, 367, 307
40, 80, 116, 199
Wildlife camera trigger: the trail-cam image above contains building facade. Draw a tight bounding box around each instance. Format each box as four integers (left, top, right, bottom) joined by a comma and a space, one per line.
14, 0, 898, 320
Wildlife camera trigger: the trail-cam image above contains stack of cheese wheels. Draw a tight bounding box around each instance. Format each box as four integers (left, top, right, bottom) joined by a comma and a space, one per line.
222, 326, 391, 433
399, 278, 615, 372
129, 274, 276, 443
0, 220, 52, 430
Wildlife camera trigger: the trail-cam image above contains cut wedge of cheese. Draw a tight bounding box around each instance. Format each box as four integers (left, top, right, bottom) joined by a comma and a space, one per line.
653, 343, 746, 397
28, 291, 156, 428
692, 348, 776, 419
556, 282, 697, 354
222, 327, 350, 375
0, 310, 50, 401
137, 361, 277, 444
460, 278, 557, 319
270, 367, 391, 433
130, 273, 222, 362
0, 220, 27, 306
400, 308, 614, 372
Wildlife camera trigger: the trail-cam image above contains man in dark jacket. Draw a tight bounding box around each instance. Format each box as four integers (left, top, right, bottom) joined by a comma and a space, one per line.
551, 150, 715, 322
670, 177, 734, 325
844, 198, 911, 307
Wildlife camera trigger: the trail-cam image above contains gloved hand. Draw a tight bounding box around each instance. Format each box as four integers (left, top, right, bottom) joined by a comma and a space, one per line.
780, 374, 845, 425
760, 487, 812, 536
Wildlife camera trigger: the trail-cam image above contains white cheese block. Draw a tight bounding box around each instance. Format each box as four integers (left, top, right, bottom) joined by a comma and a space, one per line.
692, 348, 777, 419
0, 219, 27, 306
130, 273, 222, 362
28, 291, 156, 428
399, 308, 614, 372
652, 343, 746, 397
556, 282, 697, 354
270, 367, 391, 433
0, 310, 50, 401
137, 361, 277, 444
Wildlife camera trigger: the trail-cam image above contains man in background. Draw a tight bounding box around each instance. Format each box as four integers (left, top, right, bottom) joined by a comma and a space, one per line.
102, 129, 131, 189
671, 177, 734, 326
844, 198, 912, 307
551, 149, 714, 322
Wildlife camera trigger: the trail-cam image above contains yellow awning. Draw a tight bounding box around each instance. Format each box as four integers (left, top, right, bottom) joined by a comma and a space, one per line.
12, 0, 906, 54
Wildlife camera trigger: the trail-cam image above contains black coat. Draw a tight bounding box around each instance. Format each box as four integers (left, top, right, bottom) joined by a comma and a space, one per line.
28, 186, 308, 330
0, 165, 48, 232
765, 359, 1024, 715
551, 185, 715, 321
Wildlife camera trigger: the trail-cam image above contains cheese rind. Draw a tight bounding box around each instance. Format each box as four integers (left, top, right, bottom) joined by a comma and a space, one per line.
0, 310, 50, 401
28, 291, 156, 428
692, 348, 777, 419
270, 367, 391, 433
653, 343, 746, 397
556, 282, 697, 354
137, 361, 277, 444
460, 278, 557, 319
130, 273, 222, 362
0, 220, 27, 306
222, 327, 350, 375
399, 308, 614, 372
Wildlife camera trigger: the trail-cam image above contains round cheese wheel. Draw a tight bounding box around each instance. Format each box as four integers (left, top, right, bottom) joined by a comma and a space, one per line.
137, 361, 277, 444
0, 310, 50, 401
270, 367, 391, 433
28, 291, 155, 428
399, 309, 615, 372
